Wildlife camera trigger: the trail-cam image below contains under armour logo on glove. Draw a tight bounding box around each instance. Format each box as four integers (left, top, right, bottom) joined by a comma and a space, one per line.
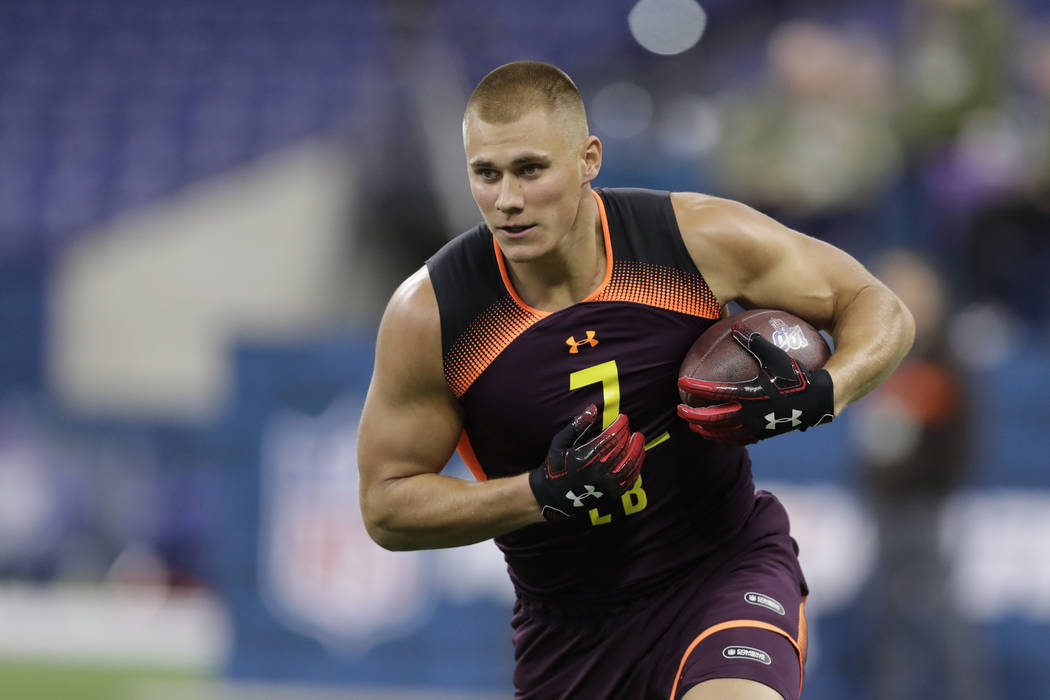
678, 323, 835, 445
565, 485, 603, 507
764, 410, 802, 430
529, 405, 646, 521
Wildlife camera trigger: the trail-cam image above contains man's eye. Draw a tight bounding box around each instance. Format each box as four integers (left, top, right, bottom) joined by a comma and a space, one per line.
478, 169, 499, 180
521, 165, 541, 176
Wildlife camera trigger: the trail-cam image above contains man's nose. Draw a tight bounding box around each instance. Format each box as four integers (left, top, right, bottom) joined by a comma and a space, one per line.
496, 176, 524, 213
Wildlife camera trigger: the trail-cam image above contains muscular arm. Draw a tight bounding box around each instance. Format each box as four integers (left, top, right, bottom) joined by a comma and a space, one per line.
672, 193, 915, 415
357, 267, 544, 551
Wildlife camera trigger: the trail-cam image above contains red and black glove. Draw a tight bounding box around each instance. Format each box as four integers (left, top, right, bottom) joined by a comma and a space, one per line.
677, 322, 835, 445
529, 405, 646, 521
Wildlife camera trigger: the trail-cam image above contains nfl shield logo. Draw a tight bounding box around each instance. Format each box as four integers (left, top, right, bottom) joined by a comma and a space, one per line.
770, 318, 809, 352
258, 396, 433, 654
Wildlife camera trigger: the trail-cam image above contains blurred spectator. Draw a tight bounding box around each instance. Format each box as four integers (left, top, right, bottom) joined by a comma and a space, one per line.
711, 21, 902, 230
1020, 30, 1050, 195
961, 27, 1050, 324
893, 0, 1015, 282
896, 0, 1013, 156
851, 249, 993, 700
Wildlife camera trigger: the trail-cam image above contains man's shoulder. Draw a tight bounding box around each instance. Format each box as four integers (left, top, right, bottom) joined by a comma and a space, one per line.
423, 222, 506, 354
668, 192, 755, 231
384, 267, 440, 331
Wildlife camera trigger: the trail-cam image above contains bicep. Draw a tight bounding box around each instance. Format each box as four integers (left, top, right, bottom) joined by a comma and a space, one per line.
735, 229, 877, 331
357, 271, 463, 492
674, 193, 879, 331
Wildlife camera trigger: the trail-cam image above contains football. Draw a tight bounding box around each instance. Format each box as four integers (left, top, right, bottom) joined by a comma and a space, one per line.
679, 309, 832, 407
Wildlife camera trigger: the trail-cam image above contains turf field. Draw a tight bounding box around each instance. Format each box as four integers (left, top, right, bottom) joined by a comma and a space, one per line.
0, 659, 204, 700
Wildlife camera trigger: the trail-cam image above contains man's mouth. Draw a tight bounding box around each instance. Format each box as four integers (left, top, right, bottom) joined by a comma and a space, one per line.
499, 224, 535, 237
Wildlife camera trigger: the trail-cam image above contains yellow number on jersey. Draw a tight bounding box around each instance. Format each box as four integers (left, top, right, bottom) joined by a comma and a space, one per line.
569, 360, 620, 429
568, 361, 666, 526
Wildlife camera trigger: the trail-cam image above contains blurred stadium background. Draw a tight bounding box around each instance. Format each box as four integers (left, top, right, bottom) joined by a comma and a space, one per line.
1, 0, 1048, 698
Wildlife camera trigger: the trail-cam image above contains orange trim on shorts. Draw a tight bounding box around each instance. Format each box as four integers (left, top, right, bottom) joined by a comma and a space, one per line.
798, 597, 808, 667
491, 189, 613, 315
668, 608, 807, 700
455, 430, 487, 482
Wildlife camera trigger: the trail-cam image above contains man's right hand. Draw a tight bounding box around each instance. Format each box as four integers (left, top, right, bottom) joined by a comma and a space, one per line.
528, 405, 646, 521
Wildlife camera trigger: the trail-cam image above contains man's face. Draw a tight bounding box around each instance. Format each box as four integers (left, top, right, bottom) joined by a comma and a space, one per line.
464, 107, 593, 263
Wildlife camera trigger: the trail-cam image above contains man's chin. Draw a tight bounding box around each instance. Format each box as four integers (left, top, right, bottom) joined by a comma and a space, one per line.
496, 240, 543, 264
493, 230, 547, 262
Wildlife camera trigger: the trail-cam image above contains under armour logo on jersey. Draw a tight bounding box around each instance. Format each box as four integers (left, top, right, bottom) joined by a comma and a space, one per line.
565, 484, 603, 507
765, 409, 802, 430
566, 331, 598, 353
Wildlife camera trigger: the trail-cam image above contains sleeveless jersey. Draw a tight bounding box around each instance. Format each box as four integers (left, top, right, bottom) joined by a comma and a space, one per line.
426, 188, 757, 607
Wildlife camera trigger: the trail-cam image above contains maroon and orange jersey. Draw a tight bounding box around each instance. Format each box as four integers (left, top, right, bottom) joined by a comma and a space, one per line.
427, 188, 758, 606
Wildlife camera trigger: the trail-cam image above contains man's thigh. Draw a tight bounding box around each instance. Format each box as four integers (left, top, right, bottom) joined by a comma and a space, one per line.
683, 677, 785, 700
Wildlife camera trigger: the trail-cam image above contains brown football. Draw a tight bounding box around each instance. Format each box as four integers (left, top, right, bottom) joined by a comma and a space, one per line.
679, 309, 832, 407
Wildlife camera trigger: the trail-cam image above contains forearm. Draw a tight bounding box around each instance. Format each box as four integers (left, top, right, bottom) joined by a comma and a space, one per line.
361, 470, 544, 551
824, 283, 916, 414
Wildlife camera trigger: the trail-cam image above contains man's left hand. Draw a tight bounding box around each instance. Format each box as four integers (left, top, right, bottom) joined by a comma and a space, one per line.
677, 322, 835, 445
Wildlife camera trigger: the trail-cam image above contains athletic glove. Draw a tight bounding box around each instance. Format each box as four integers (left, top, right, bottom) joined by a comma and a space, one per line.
677, 322, 835, 445
529, 404, 646, 521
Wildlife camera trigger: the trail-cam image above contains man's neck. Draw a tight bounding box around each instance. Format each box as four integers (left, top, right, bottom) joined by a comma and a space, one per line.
504, 194, 605, 312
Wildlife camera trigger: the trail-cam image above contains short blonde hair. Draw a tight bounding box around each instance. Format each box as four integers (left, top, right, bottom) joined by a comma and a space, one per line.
464, 61, 589, 147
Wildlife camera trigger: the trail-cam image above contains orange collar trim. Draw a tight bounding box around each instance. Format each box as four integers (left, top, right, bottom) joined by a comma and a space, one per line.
491, 189, 613, 315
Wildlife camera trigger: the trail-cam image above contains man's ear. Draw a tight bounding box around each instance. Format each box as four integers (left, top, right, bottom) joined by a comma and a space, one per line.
581, 135, 602, 184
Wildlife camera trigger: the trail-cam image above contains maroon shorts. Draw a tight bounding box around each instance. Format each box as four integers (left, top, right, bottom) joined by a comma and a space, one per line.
511, 491, 808, 700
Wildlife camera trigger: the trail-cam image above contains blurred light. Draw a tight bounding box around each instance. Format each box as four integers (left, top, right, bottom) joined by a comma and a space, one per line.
656, 94, 720, 157
0, 445, 54, 558
850, 395, 922, 466
0, 582, 230, 667
628, 0, 707, 56
944, 491, 1050, 622
948, 302, 1019, 370
590, 82, 654, 139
